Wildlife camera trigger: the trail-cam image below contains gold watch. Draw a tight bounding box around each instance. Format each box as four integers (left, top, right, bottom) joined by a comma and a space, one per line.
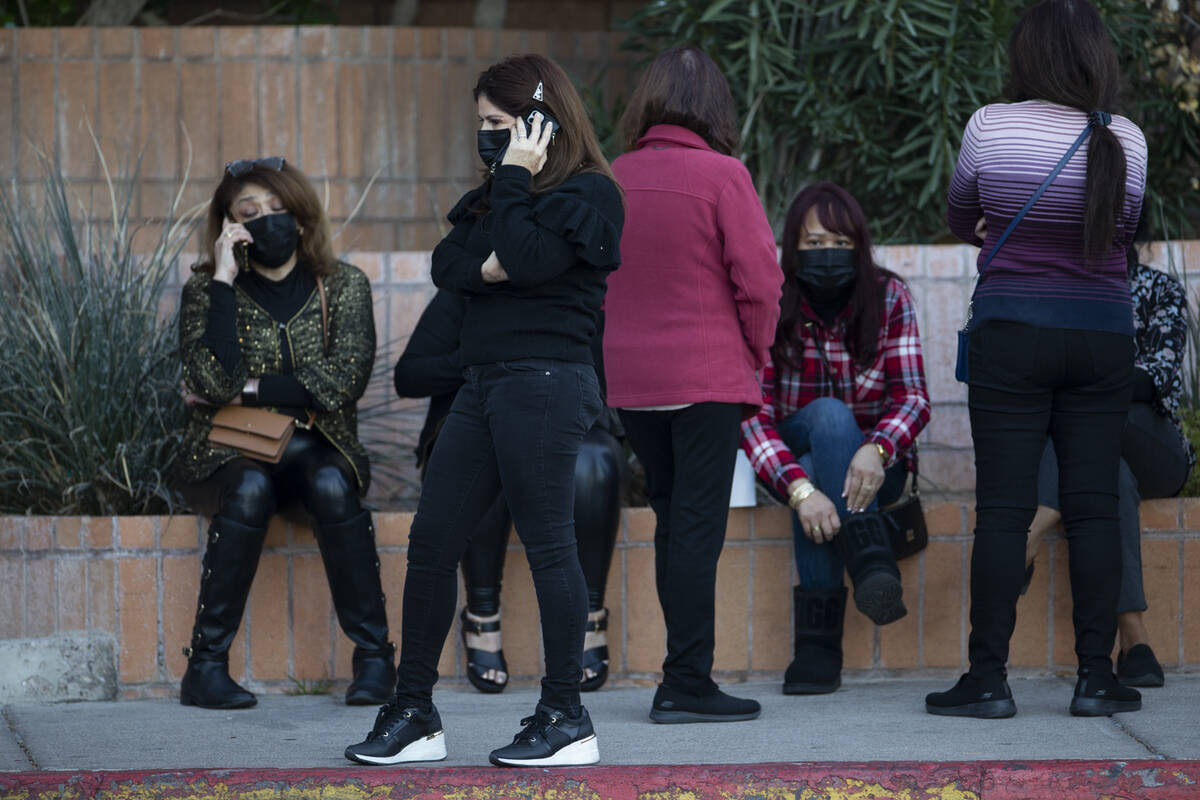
873, 442, 888, 463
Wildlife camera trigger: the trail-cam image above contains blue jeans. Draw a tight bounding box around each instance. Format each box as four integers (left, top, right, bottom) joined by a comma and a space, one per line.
776, 397, 907, 589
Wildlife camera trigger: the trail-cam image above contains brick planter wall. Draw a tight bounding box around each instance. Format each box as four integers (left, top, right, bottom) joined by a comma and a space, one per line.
2, 503, 1197, 699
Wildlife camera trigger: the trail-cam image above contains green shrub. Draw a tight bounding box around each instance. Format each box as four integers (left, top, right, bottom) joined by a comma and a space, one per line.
617, 0, 1200, 242
0, 151, 200, 515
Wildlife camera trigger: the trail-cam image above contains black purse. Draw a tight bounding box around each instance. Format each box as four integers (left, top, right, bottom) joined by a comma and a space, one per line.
882, 452, 927, 560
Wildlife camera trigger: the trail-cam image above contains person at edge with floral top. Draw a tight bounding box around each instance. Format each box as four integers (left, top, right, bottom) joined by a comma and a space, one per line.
1021, 211, 1193, 688
344, 54, 622, 768
740, 181, 931, 696
176, 158, 391, 710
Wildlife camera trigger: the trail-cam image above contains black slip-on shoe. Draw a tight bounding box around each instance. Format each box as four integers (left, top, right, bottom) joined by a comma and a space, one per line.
649, 684, 762, 724
1117, 644, 1165, 688
489, 703, 599, 767
344, 700, 446, 765
180, 659, 257, 709
926, 673, 1017, 719
1070, 668, 1141, 716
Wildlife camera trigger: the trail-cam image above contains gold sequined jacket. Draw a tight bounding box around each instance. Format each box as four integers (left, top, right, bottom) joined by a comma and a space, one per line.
176, 262, 375, 492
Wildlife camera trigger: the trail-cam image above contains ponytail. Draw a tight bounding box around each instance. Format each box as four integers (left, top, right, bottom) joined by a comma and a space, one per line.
1083, 123, 1127, 260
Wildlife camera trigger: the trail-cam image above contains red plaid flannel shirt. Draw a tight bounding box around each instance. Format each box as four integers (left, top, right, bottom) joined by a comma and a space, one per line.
740, 277, 931, 498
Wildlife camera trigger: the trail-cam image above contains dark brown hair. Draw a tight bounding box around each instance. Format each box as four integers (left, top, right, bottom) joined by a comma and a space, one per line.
473, 54, 616, 192
773, 182, 897, 371
618, 47, 739, 155
193, 161, 336, 277
1009, 0, 1127, 260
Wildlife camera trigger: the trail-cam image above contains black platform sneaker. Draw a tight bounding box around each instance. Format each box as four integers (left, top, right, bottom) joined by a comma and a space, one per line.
1070, 668, 1141, 716
925, 672, 1017, 719
343, 700, 446, 765
488, 703, 599, 767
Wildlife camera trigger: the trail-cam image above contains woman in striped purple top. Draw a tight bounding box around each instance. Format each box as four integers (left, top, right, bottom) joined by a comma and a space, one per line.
926, 0, 1147, 720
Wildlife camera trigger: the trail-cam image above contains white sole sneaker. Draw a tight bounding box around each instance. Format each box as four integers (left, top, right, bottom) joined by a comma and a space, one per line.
350, 730, 447, 765
491, 734, 599, 767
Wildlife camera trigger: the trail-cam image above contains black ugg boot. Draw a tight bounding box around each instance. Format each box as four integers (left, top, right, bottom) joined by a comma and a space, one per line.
783, 586, 846, 694
832, 512, 906, 625
180, 515, 267, 709
315, 510, 395, 705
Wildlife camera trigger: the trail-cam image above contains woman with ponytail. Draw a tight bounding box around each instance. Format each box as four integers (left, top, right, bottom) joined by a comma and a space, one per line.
926, 0, 1147, 719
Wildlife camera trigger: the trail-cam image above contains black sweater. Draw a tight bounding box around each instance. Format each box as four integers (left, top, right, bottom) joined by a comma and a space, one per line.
198, 265, 316, 416
430, 164, 623, 366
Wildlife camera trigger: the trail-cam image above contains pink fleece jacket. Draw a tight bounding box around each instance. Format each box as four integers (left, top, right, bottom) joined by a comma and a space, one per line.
604, 125, 783, 416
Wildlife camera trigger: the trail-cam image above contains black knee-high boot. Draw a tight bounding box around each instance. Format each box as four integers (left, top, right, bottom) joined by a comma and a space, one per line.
784, 585, 847, 694
833, 512, 906, 625
314, 509, 395, 705
181, 515, 267, 709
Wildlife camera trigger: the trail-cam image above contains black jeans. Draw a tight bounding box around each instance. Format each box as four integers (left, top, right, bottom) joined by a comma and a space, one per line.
461, 424, 624, 614
181, 428, 362, 526
968, 321, 1133, 676
394, 358, 602, 713
619, 402, 743, 695
1037, 403, 1192, 613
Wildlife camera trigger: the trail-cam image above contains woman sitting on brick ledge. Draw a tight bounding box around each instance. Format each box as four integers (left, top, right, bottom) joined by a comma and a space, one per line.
176, 158, 392, 710
740, 181, 931, 696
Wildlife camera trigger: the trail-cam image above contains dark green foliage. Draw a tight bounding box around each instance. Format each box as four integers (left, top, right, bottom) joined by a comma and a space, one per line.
0, 152, 198, 514
618, 0, 1200, 242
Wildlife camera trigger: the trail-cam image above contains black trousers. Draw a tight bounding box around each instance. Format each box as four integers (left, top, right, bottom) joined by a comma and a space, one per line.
461, 424, 624, 615
394, 358, 602, 713
968, 321, 1133, 676
618, 402, 743, 695
181, 428, 362, 526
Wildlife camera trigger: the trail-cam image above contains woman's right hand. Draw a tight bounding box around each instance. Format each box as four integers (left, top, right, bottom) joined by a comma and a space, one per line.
214, 218, 253, 285
793, 487, 841, 544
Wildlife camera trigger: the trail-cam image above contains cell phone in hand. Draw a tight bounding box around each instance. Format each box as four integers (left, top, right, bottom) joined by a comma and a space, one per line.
526, 108, 561, 137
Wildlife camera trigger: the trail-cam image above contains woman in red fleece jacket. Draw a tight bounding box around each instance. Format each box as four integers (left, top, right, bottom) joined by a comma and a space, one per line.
604, 47, 782, 724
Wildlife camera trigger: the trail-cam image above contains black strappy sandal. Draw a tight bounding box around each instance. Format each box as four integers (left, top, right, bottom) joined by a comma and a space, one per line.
460, 608, 508, 694
580, 608, 609, 692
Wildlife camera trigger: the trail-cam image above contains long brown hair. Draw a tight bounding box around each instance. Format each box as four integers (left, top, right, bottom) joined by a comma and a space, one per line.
618, 47, 739, 156
773, 182, 897, 372
1009, 0, 1127, 260
193, 161, 336, 277
473, 54, 616, 193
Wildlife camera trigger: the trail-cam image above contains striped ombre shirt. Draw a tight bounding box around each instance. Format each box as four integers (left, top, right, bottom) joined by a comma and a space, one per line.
947, 100, 1147, 335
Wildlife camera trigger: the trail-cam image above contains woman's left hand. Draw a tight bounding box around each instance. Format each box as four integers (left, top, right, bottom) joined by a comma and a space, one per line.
843, 443, 886, 513
500, 112, 553, 175
481, 251, 508, 283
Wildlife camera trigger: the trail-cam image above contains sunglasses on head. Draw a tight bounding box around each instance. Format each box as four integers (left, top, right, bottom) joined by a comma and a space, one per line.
224, 157, 286, 177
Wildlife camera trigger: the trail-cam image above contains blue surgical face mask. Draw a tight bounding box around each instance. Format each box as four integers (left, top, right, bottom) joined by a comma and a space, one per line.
795, 248, 857, 292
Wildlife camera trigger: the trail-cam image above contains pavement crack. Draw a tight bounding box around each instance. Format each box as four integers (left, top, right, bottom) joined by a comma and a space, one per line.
1108, 714, 1166, 759
1, 706, 39, 770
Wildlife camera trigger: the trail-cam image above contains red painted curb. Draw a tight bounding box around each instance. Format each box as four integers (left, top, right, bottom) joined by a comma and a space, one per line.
1, 761, 1198, 799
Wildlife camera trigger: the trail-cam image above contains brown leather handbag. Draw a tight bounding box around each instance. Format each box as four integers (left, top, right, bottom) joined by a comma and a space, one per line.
207, 276, 327, 463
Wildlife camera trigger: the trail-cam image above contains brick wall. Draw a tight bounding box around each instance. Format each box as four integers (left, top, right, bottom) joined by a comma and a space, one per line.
0, 26, 635, 253
2, 502, 1197, 698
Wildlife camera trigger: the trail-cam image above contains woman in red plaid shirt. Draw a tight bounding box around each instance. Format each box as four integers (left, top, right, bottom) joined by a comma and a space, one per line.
740, 182, 931, 694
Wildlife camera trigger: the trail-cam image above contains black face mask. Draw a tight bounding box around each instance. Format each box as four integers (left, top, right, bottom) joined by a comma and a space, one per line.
795, 248, 857, 291
244, 212, 299, 269
477, 129, 511, 172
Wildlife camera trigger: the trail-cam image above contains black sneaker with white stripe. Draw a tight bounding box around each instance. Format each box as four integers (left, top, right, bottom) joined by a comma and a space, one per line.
489, 703, 599, 767
343, 700, 446, 765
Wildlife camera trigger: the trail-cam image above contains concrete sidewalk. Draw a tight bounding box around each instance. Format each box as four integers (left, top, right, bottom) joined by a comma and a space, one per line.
3, 675, 1199, 771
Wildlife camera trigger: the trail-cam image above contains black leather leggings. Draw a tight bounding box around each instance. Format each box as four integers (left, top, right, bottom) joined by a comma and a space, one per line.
181, 429, 362, 526
461, 424, 625, 615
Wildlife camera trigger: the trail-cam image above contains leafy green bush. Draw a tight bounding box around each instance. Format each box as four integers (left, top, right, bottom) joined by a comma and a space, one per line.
618, 0, 1200, 242
0, 152, 199, 515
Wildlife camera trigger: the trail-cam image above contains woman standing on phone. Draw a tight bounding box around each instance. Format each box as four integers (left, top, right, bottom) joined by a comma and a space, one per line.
177, 158, 391, 709
344, 54, 623, 768
926, 0, 1147, 719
